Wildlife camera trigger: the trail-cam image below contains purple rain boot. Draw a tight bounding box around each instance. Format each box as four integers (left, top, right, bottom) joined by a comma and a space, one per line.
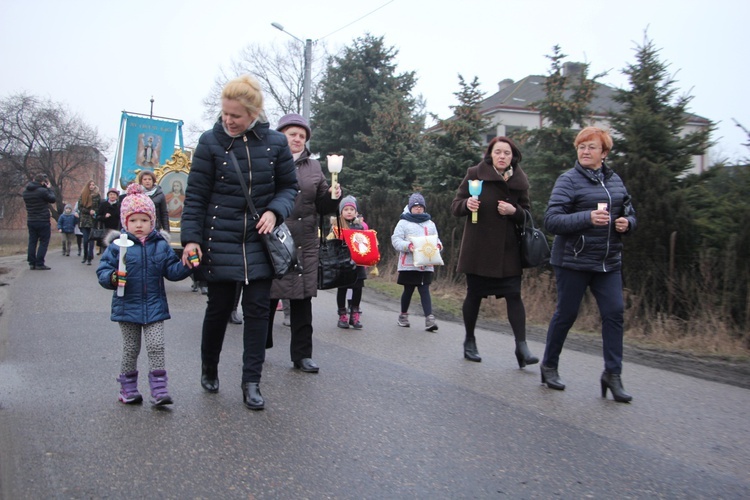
116, 371, 143, 404
148, 369, 173, 406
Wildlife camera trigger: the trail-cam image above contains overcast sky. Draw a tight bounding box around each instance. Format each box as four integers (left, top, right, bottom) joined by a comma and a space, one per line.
2, 0, 748, 171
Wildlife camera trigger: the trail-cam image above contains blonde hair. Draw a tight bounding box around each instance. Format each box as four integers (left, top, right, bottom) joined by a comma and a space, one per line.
574, 126, 614, 154
222, 75, 264, 116
327, 215, 358, 239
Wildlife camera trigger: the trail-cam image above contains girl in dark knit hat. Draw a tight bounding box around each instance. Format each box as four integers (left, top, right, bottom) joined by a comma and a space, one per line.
391, 193, 443, 332
330, 195, 369, 329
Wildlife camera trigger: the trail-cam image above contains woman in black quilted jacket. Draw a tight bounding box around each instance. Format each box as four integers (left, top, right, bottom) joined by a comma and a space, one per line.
180, 75, 298, 411
541, 127, 637, 403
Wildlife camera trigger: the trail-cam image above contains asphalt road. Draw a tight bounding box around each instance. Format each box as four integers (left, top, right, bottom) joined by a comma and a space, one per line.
0, 251, 748, 499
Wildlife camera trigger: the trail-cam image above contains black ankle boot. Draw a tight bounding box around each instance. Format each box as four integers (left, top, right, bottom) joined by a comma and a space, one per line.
463, 339, 481, 362
514, 341, 539, 368
201, 364, 219, 393
540, 364, 565, 390
600, 372, 632, 403
241, 382, 264, 410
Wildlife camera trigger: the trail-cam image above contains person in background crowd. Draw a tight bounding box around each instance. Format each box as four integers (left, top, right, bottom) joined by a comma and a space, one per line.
138, 170, 170, 232
450, 136, 539, 368
98, 188, 122, 232
73, 202, 83, 256
541, 126, 636, 403
267, 113, 341, 374
57, 204, 77, 256
180, 75, 298, 410
23, 173, 56, 270
77, 180, 100, 266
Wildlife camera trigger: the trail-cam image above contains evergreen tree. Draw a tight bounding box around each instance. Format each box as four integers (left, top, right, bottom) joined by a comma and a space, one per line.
608, 35, 713, 310
311, 34, 419, 197
352, 86, 425, 194
425, 75, 489, 193
681, 165, 750, 330
519, 46, 601, 211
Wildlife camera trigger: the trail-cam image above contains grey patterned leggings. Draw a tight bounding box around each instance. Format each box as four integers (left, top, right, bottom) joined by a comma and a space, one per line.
119, 321, 166, 373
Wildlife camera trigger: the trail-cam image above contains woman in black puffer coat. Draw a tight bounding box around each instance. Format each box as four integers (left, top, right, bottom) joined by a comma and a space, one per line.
540, 127, 637, 403
181, 75, 298, 411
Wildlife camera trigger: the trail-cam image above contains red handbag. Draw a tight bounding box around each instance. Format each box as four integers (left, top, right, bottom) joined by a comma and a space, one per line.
340, 229, 380, 266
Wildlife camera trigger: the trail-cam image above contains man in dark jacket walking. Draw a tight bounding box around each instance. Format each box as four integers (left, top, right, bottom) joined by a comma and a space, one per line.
22, 173, 56, 270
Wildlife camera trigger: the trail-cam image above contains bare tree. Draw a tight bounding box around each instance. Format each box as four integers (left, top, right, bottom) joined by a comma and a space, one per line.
201, 40, 329, 129
0, 93, 109, 220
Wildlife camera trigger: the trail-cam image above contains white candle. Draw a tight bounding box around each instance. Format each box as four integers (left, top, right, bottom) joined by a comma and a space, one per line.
114, 233, 134, 297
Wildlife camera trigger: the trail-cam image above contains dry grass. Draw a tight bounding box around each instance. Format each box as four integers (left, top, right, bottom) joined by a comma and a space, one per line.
0, 230, 67, 257
0, 230, 29, 257
368, 266, 750, 360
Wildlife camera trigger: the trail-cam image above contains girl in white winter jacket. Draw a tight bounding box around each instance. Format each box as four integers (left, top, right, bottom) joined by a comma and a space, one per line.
390, 193, 443, 331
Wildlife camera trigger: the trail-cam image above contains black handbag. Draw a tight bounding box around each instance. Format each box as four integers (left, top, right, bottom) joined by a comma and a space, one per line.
518, 209, 550, 268
90, 221, 105, 242
318, 214, 358, 290
228, 151, 300, 279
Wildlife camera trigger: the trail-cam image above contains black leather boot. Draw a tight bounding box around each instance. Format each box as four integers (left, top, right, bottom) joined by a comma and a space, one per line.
201, 364, 219, 393
241, 382, 265, 410
540, 364, 565, 390
463, 339, 482, 362
601, 372, 632, 403
514, 341, 539, 368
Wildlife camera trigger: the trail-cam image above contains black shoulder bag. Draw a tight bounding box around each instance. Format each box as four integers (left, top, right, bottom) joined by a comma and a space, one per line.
318, 214, 358, 290
518, 209, 550, 268
228, 150, 299, 279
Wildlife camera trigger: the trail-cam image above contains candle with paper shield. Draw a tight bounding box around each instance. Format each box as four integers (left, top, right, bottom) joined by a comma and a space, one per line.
468, 179, 483, 224
327, 155, 343, 199
114, 233, 134, 297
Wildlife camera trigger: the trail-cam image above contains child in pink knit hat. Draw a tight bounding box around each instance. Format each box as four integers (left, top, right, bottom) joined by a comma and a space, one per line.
97, 183, 192, 406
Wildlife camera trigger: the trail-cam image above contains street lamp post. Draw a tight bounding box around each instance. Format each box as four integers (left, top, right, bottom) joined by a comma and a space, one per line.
271, 22, 312, 123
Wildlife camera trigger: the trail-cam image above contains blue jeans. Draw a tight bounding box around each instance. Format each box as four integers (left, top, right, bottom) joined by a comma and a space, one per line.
201, 280, 272, 383
27, 221, 51, 267
80, 227, 95, 261
542, 266, 625, 374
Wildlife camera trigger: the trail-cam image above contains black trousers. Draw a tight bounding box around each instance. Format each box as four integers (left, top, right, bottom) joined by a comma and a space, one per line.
542, 266, 624, 374
269, 297, 314, 362
201, 280, 271, 383
27, 221, 51, 267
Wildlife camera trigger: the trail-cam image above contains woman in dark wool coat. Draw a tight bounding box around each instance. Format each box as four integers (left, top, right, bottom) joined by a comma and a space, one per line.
181, 75, 298, 411
266, 113, 341, 374
451, 136, 539, 368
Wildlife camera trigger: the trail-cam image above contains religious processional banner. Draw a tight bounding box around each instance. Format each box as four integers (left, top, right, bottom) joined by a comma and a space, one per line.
116, 114, 180, 188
